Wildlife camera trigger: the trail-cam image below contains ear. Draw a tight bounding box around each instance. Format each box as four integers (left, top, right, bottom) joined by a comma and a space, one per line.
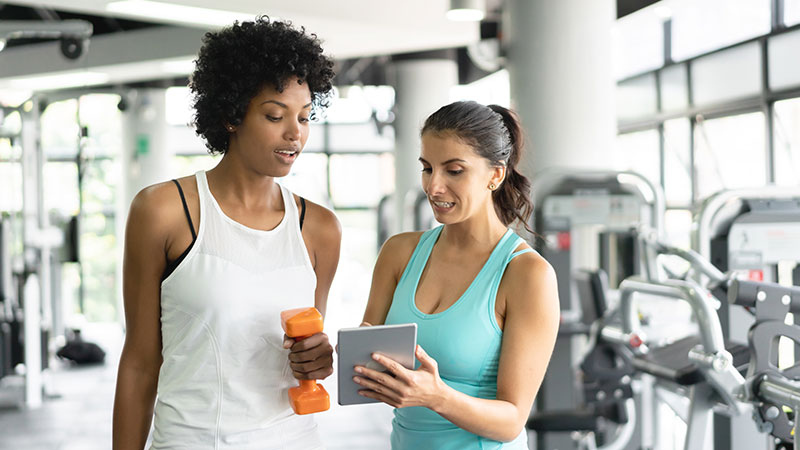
489, 165, 506, 191
223, 121, 236, 132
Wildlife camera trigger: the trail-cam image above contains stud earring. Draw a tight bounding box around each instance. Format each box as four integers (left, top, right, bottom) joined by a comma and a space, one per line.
489, 183, 496, 190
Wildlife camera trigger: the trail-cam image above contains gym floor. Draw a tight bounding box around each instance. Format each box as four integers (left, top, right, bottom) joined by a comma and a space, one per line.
0, 322, 395, 450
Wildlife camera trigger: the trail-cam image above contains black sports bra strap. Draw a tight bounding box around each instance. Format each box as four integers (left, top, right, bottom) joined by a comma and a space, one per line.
299, 197, 306, 231
171, 179, 196, 240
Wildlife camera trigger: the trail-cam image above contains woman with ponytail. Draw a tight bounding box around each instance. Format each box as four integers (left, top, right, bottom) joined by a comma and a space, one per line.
357, 100, 560, 449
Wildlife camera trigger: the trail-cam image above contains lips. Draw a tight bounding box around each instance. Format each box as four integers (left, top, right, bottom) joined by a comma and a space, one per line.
430, 199, 455, 212
274, 147, 299, 164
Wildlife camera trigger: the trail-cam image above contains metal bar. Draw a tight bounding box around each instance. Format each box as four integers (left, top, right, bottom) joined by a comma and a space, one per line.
619, 276, 726, 354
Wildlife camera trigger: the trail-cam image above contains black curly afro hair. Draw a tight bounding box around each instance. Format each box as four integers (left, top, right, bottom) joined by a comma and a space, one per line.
190, 16, 335, 154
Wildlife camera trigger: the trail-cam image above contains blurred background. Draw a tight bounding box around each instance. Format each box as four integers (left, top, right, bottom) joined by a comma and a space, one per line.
1, 0, 799, 449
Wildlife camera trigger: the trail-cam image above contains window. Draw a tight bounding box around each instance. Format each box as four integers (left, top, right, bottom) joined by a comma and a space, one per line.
282, 152, 331, 207
670, 0, 771, 61
617, 74, 658, 121
616, 129, 661, 187
663, 119, 692, 207
786, 0, 800, 26
660, 64, 689, 112
613, 6, 665, 79
773, 98, 800, 186
691, 42, 762, 106
694, 112, 767, 201
329, 153, 395, 208
41, 99, 79, 159
768, 29, 800, 91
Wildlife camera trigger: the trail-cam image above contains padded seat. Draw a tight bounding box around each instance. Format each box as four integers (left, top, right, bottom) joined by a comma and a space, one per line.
632, 335, 749, 385
527, 409, 600, 432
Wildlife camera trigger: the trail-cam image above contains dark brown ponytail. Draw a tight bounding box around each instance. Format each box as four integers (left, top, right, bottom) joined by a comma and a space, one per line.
421, 101, 534, 231
487, 105, 533, 232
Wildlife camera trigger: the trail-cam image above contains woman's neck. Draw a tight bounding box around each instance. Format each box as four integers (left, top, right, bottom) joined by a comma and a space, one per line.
439, 209, 508, 251
206, 153, 281, 210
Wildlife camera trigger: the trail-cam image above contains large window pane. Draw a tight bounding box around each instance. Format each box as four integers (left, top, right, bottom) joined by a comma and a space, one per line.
691, 42, 762, 106
328, 123, 394, 152
79, 94, 123, 158
663, 119, 692, 207
786, 0, 800, 26
617, 74, 658, 120
174, 154, 219, 178
613, 6, 664, 79
616, 129, 661, 187
670, 0, 771, 61
768, 29, 800, 91
282, 152, 331, 207
0, 162, 23, 212
43, 162, 80, 216
41, 99, 79, 159
451, 69, 511, 107
660, 64, 689, 112
80, 212, 117, 322
82, 159, 119, 215
165, 86, 193, 127
694, 112, 766, 200
0, 110, 21, 137
773, 98, 800, 186
329, 153, 394, 208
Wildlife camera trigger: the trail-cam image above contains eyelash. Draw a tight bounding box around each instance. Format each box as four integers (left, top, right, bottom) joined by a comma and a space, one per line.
266, 116, 310, 123
420, 168, 463, 176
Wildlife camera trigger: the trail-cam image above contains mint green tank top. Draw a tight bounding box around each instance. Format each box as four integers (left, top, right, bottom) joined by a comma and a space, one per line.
384, 225, 534, 450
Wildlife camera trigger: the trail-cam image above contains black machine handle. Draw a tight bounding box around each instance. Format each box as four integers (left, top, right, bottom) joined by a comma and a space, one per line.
728, 279, 800, 319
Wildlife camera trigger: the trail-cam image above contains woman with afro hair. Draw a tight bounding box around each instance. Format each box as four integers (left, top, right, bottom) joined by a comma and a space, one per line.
113, 17, 339, 450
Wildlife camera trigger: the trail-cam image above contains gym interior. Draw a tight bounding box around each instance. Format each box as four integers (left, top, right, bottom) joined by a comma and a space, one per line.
2, 0, 800, 449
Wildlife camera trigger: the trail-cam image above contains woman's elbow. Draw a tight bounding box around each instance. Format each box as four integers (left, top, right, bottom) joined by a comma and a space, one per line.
496, 418, 527, 443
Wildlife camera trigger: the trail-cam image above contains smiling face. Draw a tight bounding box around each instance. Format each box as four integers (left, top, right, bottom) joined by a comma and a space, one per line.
419, 132, 506, 225
227, 76, 312, 177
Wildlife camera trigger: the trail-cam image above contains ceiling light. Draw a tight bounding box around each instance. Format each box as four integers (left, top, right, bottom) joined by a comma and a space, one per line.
447, 0, 485, 22
106, 1, 255, 27
160, 57, 195, 75
5, 71, 109, 91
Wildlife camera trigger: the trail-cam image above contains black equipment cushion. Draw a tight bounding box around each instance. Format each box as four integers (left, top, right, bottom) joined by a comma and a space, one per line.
527, 409, 600, 432
632, 336, 749, 385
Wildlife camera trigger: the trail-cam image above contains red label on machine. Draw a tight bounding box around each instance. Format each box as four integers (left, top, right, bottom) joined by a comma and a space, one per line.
557, 232, 571, 250
748, 270, 764, 281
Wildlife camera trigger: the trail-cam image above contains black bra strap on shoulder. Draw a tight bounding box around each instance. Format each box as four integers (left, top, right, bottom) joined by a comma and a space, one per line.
299, 197, 306, 231
171, 179, 197, 240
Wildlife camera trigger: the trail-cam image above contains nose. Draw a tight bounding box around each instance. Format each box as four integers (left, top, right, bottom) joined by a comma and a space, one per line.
425, 170, 446, 196
284, 120, 301, 142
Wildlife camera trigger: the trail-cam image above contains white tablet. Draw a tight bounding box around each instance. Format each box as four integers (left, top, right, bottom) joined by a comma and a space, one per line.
336, 323, 417, 406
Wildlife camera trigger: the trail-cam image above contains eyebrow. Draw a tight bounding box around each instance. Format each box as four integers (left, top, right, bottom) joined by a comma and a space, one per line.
418, 157, 468, 165
260, 100, 313, 109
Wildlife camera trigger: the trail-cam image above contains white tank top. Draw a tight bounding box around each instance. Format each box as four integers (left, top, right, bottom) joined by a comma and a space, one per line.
151, 171, 324, 450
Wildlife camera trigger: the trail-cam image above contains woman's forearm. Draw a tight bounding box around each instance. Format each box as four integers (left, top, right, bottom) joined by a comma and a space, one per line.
431, 384, 525, 442
113, 363, 159, 450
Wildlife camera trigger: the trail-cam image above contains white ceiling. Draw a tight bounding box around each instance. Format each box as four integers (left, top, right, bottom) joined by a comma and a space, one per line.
1, 0, 479, 64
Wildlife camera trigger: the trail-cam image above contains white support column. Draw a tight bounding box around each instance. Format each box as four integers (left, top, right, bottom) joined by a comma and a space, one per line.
20, 98, 43, 409
391, 57, 458, 233
504, 0, 618, 176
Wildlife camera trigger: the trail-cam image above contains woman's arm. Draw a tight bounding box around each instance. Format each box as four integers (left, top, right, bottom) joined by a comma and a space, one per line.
286, 201, 341, 380
112, 187, 173, 450
355, 252, 560, 442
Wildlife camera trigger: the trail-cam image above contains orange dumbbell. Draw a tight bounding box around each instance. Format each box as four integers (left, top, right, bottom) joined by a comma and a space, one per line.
280, 307, 330, 415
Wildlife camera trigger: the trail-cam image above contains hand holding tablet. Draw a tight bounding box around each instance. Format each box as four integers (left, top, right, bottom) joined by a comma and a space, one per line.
336, 323, 417, 406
